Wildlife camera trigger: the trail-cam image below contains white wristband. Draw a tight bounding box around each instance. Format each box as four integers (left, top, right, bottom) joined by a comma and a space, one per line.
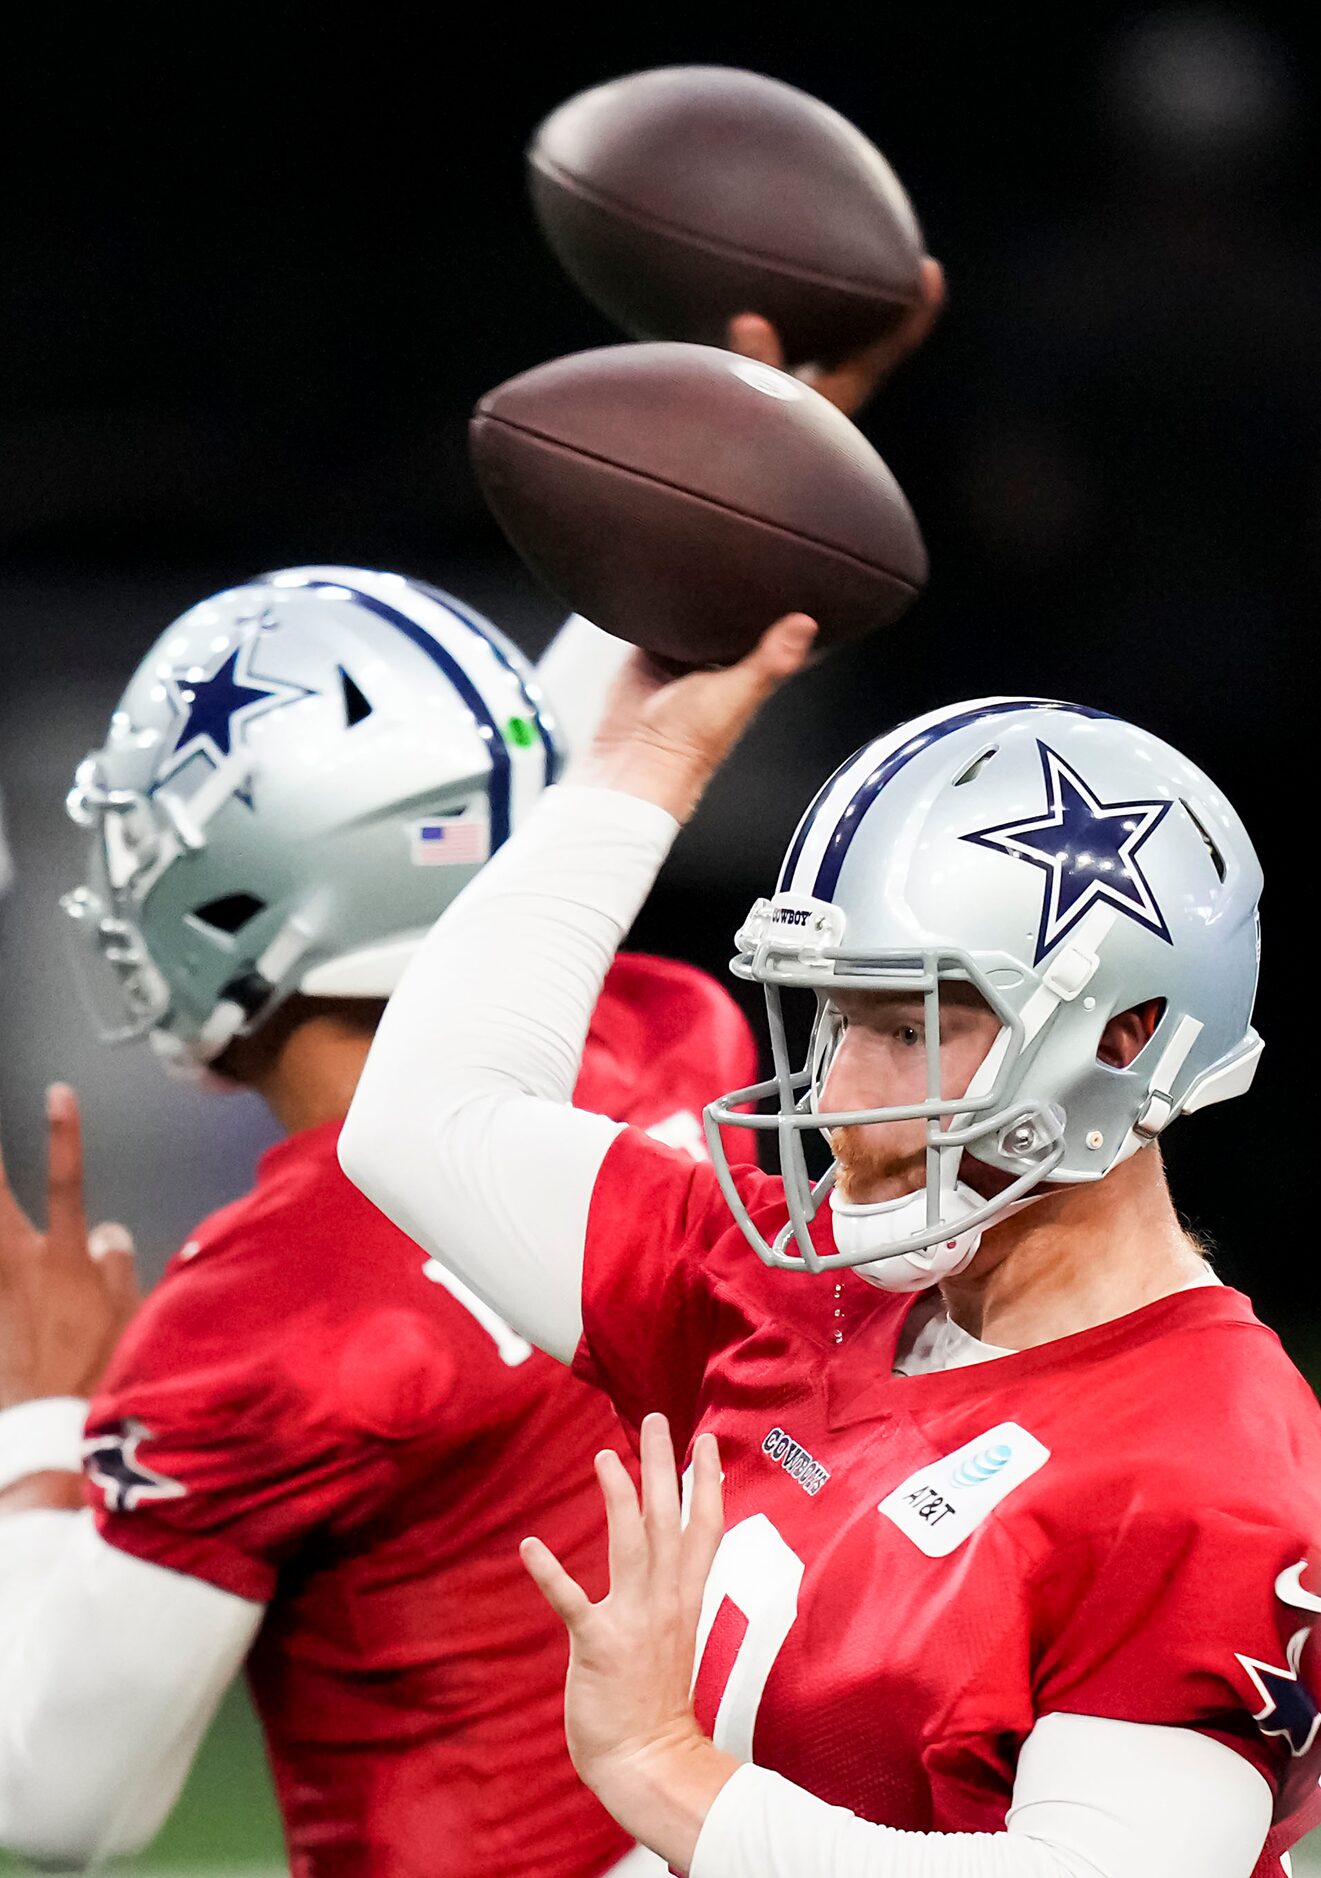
0, 1397, 88, 1492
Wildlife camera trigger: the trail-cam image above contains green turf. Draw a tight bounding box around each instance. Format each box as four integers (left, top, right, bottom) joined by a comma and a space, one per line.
137, 1683, 283, 1869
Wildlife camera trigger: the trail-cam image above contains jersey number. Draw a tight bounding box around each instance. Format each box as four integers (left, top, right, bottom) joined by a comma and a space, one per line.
690, 1513, 804, 1759
421, 1258, 533, 1366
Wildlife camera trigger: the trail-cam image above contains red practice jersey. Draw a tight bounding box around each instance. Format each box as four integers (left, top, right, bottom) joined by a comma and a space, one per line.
86, 955, 759, 1878
574, 1131, 1321, 1872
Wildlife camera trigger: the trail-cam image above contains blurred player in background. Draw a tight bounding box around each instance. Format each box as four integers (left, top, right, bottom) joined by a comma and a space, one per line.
0, 284, 936, 1873
0, 570, 756, 1878
342, 620, 1321, 1878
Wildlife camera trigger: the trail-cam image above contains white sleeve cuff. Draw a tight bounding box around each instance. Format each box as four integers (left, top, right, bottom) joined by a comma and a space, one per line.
690, 1763, 1083, 1876
687, 1716, 1272, 1878
0, 1398, 87, 1492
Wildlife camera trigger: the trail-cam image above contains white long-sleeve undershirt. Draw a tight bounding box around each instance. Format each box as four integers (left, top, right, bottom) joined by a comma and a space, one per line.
690, 1721, 1271, 1878
0, 1465, 262, 1864
340, 781, 1275, 1878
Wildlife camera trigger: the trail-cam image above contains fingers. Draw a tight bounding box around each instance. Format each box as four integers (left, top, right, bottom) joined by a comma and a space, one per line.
44, 1084, 89, 1261
744, 614, 818, 687
520, 1535, 594, 1626
891, 256, 946, 363
691, 613, 816, 699
859, 257, 945, 384
597, 1444, 650, 1592
682, 1431, 725, 1610
528, 1420, 720, 1654
805, 256, 946, 418
677, 613, 815, 708
726, 313, 786, 371
632, 614, 816, 804
807, 336, 900, 417
90, 1221, 141, 1316
640, 1412, 681, 1576
918, 255, 947, 319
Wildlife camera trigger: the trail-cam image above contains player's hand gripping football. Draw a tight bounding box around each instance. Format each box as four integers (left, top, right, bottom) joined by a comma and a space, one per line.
728, 254, 945, 418
580, 612, 817, 823
520, 1414, 738, 1871
0, 1084, 139, 1415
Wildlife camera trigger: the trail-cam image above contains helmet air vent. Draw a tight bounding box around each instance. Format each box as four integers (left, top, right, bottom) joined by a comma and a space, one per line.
1181, 799, 1226, 882
338, 666, 373, 728
953, 747, 998, 787
191, 893, 267, 935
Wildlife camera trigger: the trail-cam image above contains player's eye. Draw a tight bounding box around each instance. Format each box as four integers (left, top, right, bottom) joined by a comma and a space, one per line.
894, 1024, 922, 1047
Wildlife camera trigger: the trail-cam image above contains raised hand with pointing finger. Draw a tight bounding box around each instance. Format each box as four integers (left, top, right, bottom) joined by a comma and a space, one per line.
0, 1084, 138, 1426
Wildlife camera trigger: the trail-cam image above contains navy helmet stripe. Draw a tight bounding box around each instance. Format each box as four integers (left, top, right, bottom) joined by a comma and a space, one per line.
810, 700, 1112, 902
308, 582, 513, 852
777, 747, 862, 892
407, 578, 560, 788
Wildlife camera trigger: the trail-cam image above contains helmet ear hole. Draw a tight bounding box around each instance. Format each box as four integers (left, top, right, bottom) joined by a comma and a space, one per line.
1097, 998, 1166, 1069
338, 666, 372, 727
191, 893, 267, 935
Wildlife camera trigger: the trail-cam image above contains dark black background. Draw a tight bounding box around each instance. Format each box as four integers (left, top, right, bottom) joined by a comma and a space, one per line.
0, 7, 1314, 1356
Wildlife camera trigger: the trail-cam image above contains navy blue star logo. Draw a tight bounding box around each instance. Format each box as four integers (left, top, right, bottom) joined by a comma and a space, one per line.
159, 638, 314, 783
1237, 1626, 1321, 1758
82, 1418, 186, 1514
962, 743, 1174, 964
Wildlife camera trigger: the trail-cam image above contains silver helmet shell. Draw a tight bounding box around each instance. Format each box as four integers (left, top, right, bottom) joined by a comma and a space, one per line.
705, 697, 1263, 1279
63, 565, 560, 1072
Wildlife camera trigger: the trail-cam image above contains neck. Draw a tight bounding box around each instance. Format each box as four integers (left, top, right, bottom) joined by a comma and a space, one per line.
939, 1146, 1208, 1350
254, 1018, 375, 1136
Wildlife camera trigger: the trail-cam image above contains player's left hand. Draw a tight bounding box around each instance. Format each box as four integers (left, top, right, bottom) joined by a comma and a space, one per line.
0, 1083, 139, 1411
520, 1413, 738, 1871
727, 254, 946, 419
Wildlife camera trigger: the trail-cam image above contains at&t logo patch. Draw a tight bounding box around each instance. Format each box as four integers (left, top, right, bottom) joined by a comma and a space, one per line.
878, 1422, 1050, 1558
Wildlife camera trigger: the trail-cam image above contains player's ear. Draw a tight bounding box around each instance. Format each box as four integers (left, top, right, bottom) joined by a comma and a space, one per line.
1097, 999, 1164, 1069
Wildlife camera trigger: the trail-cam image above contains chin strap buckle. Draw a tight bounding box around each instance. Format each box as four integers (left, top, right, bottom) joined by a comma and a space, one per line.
1134, 1014, 1205, 1138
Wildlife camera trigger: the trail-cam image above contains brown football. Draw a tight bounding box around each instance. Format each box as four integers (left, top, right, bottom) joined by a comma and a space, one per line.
469, 342, 927, 668
527, 66, 925, 368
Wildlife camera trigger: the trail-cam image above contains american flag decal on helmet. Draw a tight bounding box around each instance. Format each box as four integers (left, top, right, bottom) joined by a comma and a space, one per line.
410, 818, 490, 867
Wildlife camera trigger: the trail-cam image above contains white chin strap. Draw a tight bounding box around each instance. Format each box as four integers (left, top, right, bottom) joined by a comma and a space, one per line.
829, 1172, 985, 1294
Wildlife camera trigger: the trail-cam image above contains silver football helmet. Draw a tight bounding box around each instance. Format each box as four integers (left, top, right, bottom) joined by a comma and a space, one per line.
63, 565, 561, 1074
705, 697, 1263, 1289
